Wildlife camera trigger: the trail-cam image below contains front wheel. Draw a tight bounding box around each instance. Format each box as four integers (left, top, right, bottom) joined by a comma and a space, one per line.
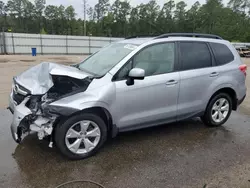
201, 93, 232, 127
55, 113, 107, 160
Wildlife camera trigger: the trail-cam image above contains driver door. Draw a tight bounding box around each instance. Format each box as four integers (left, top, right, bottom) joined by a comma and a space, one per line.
112, 42, 180, 131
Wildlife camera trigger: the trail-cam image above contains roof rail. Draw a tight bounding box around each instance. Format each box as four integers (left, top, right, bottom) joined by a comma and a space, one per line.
125, 35, 158, 39
155, 33, 223, 40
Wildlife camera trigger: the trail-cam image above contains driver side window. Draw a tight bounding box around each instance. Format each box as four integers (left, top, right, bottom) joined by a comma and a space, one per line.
114, 42, 175, 80
115, 60, 133, 81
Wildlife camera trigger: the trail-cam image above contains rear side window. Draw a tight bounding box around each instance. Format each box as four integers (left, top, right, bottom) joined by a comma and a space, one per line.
210, 43, 234, 65
180, 42, 212, 71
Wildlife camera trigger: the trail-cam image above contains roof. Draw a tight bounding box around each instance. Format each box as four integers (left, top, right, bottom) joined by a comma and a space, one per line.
118, 36, 227, 46
118, 33, 225, 45
117, 38, 153, 45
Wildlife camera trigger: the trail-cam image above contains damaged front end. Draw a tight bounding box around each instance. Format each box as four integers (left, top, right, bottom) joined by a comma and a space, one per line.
9, 62, 92, 146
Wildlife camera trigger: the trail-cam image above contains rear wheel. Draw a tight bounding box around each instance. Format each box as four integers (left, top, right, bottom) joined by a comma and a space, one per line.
55, 113, 107, 160
201, 93, 232, 127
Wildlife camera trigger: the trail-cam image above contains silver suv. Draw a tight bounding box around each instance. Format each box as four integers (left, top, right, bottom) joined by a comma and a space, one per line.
9, 33, 247, 160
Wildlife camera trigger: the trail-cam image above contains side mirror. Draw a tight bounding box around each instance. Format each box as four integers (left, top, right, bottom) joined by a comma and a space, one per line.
129, 68, 145, 80
126, 68, 145, 86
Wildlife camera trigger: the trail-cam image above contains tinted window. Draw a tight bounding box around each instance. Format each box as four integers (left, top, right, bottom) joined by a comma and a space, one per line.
180, 42, 212, 70
210, 43, 234, 65
133, 43, 175, 76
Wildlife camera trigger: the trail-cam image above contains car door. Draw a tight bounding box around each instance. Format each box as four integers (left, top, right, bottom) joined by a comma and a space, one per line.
112, 42, 180, 131
177, 41, 218, 121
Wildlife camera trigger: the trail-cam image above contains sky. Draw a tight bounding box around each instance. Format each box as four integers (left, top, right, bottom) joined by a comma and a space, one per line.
2, 0, 228, 18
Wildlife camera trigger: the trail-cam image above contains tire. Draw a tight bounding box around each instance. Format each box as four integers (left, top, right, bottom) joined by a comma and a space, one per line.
55, 113, 107, 160
201, 93, 232, 127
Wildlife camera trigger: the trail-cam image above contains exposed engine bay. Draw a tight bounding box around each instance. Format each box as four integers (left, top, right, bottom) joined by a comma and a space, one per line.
44, 75, 92, 101
9, 62, 92, 147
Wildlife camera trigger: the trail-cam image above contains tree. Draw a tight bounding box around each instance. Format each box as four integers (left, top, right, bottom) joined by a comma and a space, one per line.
94, 0, 110, 21
87, 7, 94, 20
65, 5, 75, 20
241, 0, 250, 14
186, 1, 201, 32
65, 5, 76, 35
112, 0, 131, 36
145, 0, 160, 34
93, 0, 110, 35
174, 1, 187, 32
57, 5, 66, 34
44, 5, 59, 34
23, 0, 35, 32
129, 7, 140, 35
199, 0, 223, 33
34, 0, 45, 30
35, 0, 45, 15
6, 0, 30, 32
0, 1, 5, 15
228, 0, 242, 12
157, 0, 175, 33
1, 0, 250, 41
40, 27, 46, 34
0, 1, 7, 31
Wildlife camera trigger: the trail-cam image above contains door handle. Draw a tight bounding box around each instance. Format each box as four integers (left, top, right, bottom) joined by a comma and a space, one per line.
210, 72, 219, 77
166, 80, 178, 86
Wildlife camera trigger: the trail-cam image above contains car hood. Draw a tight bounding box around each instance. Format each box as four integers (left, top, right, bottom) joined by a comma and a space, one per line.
15, 62, 90, 95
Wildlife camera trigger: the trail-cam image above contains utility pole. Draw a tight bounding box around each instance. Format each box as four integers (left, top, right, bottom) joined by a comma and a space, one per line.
83, 0, 87, 36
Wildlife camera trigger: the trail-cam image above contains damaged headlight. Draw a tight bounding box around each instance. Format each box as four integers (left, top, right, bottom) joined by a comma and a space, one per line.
26, 95, 42, 113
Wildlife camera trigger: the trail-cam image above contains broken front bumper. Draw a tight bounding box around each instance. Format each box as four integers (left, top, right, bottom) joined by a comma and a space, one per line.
9, 93, 32, 143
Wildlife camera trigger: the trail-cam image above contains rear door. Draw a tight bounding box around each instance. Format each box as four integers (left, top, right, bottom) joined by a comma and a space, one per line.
177, 41, 218, 120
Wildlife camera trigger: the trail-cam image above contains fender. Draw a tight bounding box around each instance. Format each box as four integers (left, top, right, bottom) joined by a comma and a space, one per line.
203, 83, 236, 109
46, 84, 116, 118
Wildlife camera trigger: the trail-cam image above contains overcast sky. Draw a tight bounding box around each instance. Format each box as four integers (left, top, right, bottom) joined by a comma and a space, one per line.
3, 0, 228, 18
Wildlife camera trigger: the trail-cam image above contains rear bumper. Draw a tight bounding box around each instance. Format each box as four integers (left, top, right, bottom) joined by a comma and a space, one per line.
237, 94, 246, 106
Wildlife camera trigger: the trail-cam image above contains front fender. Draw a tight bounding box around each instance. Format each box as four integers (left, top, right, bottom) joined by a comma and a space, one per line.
46, 83, 116, 117
46, 100, 111, 116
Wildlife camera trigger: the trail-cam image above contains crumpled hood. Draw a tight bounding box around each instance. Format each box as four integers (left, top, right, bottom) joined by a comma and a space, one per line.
15, 62, 90, 95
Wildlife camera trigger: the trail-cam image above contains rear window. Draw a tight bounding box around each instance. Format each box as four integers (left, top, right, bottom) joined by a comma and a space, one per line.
210, 43, 234, 66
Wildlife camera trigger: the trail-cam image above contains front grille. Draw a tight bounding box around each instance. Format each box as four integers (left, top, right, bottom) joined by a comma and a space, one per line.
13, 92, 26, 105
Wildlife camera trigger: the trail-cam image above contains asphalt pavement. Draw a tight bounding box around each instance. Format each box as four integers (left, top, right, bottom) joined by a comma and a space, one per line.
0, 56, 249, 188
1, 108, 250, 188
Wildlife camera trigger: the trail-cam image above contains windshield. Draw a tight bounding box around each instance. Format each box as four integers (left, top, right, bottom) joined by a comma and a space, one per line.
78, 43, 138, 76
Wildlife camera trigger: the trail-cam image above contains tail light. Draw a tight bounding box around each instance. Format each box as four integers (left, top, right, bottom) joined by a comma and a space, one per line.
239, 64, 247, 76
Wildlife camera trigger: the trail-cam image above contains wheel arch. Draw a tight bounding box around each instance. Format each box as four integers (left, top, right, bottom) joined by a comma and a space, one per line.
207, 87, 237, 111
79, 106, 115, 138
53, 106, 117, 139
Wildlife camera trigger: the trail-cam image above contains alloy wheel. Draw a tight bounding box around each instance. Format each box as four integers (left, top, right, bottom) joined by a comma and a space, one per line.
65, 120, 101, 154
211, 98, 230, 123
